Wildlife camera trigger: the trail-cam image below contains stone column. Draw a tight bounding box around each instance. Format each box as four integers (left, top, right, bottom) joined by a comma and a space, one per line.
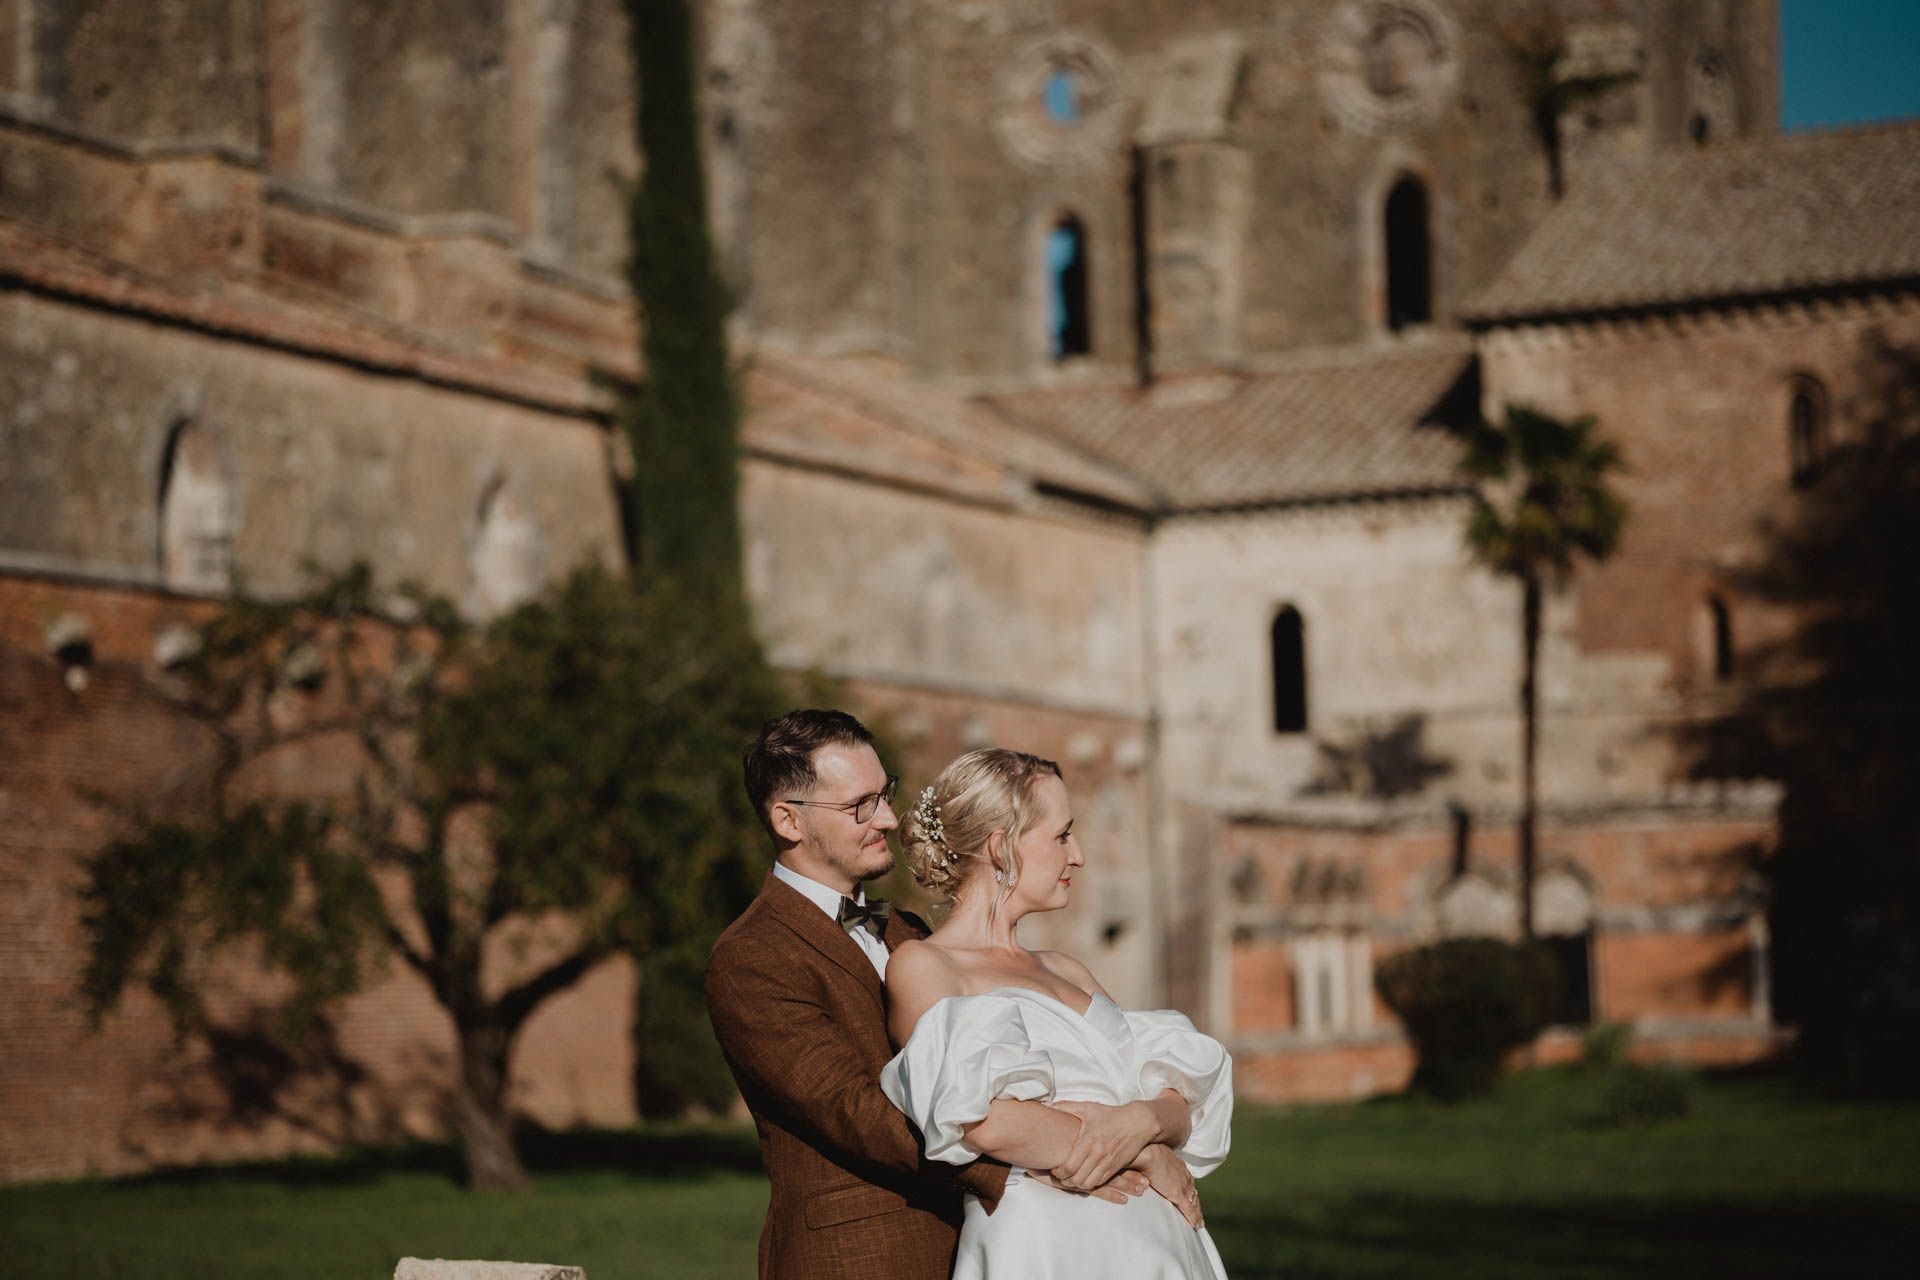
264, 0, 343, 185
1748, 911, 1772, 1025
1, 0, 37, 102
508, 0, 574, 260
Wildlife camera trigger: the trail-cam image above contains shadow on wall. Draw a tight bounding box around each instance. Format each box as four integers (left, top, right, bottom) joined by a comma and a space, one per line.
1303, 713, 1456, 800
1684, 331, 1920, 1094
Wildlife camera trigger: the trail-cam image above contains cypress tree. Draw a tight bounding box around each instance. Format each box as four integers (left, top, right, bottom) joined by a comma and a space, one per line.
622, 0, 778, 1116
625, 0, 743, 607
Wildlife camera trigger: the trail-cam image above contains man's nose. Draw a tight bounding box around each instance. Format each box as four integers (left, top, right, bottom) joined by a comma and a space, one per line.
871, 798, 900, 831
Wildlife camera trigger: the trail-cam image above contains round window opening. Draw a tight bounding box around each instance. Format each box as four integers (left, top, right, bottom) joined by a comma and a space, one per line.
1043, 64, 1081, 124
1365, 16, 1437, 98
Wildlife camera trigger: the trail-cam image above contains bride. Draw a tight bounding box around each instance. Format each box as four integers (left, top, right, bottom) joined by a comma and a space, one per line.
881, 749, 1232, 1279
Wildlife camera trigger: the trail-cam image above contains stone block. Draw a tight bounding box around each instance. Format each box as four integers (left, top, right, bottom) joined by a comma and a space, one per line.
394, 1261, 585, 1280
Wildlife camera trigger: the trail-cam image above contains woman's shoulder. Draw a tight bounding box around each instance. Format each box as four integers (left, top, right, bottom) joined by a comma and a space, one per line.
884, 939, 967, 1027
887, 936, 962, 981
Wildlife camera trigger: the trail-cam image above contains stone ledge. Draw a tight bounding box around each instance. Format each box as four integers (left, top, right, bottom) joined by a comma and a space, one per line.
394, 1260, 585, 1280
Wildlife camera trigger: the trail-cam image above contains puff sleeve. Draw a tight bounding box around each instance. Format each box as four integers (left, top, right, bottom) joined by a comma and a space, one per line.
881, 997, 1061, 1165
1124, 1009, 1234, 1177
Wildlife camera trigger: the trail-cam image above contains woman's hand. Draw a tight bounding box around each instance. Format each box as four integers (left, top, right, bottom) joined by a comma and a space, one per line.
1136, 1142, 1203, 1229
1025, 1167, 1150, 1204
1047, 1100, 1158, 1191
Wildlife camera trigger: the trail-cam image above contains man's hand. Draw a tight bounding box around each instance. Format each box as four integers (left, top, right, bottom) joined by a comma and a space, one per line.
1025, 1167, 1149, 1205
1135, 1143, 1203, 1229
1047, 1099, 1158, 1191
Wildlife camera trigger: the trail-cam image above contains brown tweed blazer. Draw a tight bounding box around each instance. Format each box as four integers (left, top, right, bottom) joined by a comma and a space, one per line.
706, 871, 1009, 1280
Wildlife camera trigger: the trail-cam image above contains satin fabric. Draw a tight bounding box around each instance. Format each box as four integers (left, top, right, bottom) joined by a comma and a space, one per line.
882, 987, 1233, 1279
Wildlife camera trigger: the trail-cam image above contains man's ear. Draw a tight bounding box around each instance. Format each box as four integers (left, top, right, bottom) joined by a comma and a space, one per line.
769, 800, 806, 847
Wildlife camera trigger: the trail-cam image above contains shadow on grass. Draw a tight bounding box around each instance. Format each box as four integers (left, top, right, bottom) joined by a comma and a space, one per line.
1208, 1191, 1913, 1280
106, 1122, 764, 1191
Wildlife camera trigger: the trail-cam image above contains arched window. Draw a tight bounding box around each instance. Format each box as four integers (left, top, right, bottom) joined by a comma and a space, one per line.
1706, 593, 1735, 682
1047, 215, 1091, 360
1534, 868, 1596, 1025
158, 420, 234, 594
468, 478, 541, 618
1271, 605, 1307, 734
1789, 375, 1828, 489
1384, 175, 1431, 331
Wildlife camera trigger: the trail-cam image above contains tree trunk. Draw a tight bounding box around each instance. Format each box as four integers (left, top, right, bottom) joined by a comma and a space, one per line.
453, 1017, 527, 1190
1519, 574, 1542, 940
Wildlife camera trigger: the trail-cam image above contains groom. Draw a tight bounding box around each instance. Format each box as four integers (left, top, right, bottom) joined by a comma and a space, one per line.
706, 710, 1136, 1279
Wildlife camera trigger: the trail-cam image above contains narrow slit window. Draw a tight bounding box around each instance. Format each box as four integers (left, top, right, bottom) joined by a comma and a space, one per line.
1789, 376, 1828, 489
1384, 176, 1432, 331
1048, 215, 1091, 360
1707, 594, 1735, 682
1272, 605, 1308, 734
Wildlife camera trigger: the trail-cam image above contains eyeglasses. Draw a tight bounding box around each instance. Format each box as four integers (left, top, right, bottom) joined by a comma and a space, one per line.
784, 774, 899, 823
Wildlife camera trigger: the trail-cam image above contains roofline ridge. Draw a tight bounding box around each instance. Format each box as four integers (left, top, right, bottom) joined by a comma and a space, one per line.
747, 349, 1156, 506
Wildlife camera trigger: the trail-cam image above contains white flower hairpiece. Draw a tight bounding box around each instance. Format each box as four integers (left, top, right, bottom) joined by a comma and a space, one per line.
912, 785, 952, 867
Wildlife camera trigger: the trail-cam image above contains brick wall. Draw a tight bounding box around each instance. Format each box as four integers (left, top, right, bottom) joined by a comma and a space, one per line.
1214, 807, 1777, 1103
1480, 297, 1920, 689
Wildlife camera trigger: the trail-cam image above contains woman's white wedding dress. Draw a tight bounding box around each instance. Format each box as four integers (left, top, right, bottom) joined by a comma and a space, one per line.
881, 986, 1232, 1279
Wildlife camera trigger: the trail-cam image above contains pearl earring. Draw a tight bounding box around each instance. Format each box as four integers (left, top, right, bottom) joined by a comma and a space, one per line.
994, 870, 1006, 885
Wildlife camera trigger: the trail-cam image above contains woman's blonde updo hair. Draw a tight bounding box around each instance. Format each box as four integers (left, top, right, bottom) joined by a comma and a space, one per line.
901, 748, 1063, 901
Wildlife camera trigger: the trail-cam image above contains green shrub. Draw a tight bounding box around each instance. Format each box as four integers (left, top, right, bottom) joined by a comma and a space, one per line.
1597, 1064, 1696, 1126
1582, 1021, 1634, 1071
1375, 937, 1559, 1099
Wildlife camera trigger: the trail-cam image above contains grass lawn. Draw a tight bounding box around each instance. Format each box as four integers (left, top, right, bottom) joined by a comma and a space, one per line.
2, 1068, 1916, 1279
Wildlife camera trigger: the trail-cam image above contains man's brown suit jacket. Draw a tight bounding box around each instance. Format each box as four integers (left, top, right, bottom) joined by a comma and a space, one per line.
706, 871, 1009, 1280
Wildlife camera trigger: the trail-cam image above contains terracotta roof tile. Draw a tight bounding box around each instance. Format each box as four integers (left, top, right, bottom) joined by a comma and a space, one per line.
1465, 121, 1920, 323
981, 342, 1475, 511
748, 353, 1156, 510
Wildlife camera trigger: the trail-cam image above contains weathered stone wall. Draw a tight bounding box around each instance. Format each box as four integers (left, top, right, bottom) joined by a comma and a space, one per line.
701, 0, 915, 357
1479, 297, 1920, 690
0, 292, 626, 607
31, 0, 264, 151
742, 460, 1148, 719
1146, 495, 1681, 819
334, 0, 514, 220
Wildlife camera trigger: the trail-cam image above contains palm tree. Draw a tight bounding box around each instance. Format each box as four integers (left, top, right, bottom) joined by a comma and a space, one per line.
1462, 405, 1628, 938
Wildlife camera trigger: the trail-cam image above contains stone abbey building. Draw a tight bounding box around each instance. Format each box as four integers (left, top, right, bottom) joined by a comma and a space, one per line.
4, 0, 1917, 1181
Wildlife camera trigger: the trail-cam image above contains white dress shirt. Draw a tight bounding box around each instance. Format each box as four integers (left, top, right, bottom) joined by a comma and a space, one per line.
773, 860, 889, 978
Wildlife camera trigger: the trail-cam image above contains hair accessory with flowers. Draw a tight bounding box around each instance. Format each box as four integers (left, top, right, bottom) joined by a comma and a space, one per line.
912, 785, 951, 866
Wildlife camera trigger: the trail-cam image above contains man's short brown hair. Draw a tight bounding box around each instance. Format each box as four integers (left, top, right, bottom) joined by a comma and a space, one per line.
743, 709, 877, 837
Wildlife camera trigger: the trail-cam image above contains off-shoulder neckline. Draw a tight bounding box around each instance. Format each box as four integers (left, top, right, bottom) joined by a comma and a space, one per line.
964, 983, 1109, 1020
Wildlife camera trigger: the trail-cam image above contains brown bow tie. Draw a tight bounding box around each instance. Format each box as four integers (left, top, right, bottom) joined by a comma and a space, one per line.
836, 896, 890, 943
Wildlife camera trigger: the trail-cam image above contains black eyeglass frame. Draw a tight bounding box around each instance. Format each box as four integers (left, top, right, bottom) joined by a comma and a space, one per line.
782, 774, 900, 824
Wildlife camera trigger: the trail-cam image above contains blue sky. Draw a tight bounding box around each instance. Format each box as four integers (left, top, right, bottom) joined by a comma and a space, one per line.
1781, 0, 1920, 130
